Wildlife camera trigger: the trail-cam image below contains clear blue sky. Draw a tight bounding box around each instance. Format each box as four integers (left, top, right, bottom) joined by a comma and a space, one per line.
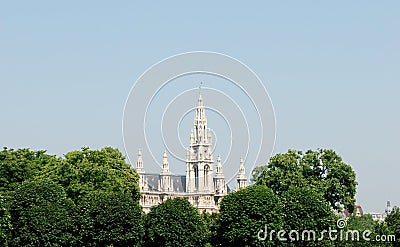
1, 1, 399, 213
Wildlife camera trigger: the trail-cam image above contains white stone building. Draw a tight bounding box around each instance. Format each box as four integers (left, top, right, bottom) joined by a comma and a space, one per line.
135, 93, 247, 213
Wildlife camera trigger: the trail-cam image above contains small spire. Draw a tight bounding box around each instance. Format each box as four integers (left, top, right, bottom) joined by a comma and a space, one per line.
237, 157, 247, 189
163, 150, 168, 161
161, 150, 170, 174
136, 148, 144, 173
239, 157, 246, 174
216, 155, 223, 175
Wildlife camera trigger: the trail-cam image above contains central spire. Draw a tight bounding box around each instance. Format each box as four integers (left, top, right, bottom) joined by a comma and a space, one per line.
193, 90, 208, 145
186, 89, 214, 193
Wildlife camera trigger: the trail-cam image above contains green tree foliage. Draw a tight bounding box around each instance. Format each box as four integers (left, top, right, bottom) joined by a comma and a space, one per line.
0, 194, 12, 247
9, 180, 76, 247
255, 149, 357, 213
0, 147, 58, 193
216, 185, 283, 247
281, 186, 337, 246
339, 214, 374, 247
77, 191, 144, 246
201, 211, 218, 246
38, 147, 140, 203
385, 207, 400, 246
250, 165, 267, 183
144, 198, 206, 247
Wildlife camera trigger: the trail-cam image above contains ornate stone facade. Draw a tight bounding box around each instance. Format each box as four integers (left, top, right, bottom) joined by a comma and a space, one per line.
136, 93, 247, 213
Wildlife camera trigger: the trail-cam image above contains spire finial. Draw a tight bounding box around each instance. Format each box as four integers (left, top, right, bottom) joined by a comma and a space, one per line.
197, 82, 203, 106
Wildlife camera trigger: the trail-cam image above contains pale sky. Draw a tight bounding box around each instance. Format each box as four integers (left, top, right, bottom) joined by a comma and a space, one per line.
1, 1, 399, 213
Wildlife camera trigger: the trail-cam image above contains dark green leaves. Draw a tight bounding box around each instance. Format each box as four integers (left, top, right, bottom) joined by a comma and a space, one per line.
144, 198, 207, 247
255, 149, 357, 213
216, 185, 283, 247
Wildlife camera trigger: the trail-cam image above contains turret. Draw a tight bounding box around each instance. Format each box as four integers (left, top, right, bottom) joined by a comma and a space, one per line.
237, 157, 247, 190
160, 151, 172, 192
214, 155, 227, 195
136, 149, 148, 191
136, 149, 144, 174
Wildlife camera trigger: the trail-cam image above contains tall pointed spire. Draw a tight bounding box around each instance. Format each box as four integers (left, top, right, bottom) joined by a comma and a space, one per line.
193, 88, 208, 145
186, 89, 214, 193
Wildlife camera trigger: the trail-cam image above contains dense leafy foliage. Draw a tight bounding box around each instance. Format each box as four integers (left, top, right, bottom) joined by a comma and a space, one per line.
250, 165, 267, 183
38, 147, 141, 203
77, 191, 144, 247
385, 207, 400, 246
255, 149, 357, 213
281, 186, 337, 246
0, 147, 58, 193
201, 211, 218, 245
0, 194, 12, 247
339, 214, 375, 247
144, 198, 206, 247
0, 146, 365, 246
9, 180, 76, 247
216, 185, 283, 246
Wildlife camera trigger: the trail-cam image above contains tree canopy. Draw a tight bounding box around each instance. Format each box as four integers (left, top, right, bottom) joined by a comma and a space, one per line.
385, 207, 400, 246
0, 194, 12, 247
77, 191, 144, 247
38, 147, 141, 203
0, 147, 58, 194
255, 149, 357, 213
9, 180, 76, 247
144, 198, 206, 247
216, 185, 283, 246
281, 186, 337, 246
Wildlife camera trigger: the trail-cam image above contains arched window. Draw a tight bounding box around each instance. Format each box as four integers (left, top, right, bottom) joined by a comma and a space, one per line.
204, 165, 210, 189
194, 165, 199, 191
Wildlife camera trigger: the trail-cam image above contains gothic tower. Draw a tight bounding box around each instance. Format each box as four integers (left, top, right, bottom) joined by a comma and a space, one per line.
186, 93, 214, 193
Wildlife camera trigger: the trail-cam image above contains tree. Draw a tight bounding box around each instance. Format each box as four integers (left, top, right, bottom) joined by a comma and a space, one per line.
38, 147, 140, 203
250, 165, 267, 183
339, 214, 374, 247
77, 191, 144, 246
9, 180, 76, 247
0, 194, 12, 247
144, 198, 206, 247
0, 147, 59, 194
216, 185, 283, 247
385, 206, 400, 246
201, 211, 218, 246
255, 149, 357, 213
281, 186, 337, 246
